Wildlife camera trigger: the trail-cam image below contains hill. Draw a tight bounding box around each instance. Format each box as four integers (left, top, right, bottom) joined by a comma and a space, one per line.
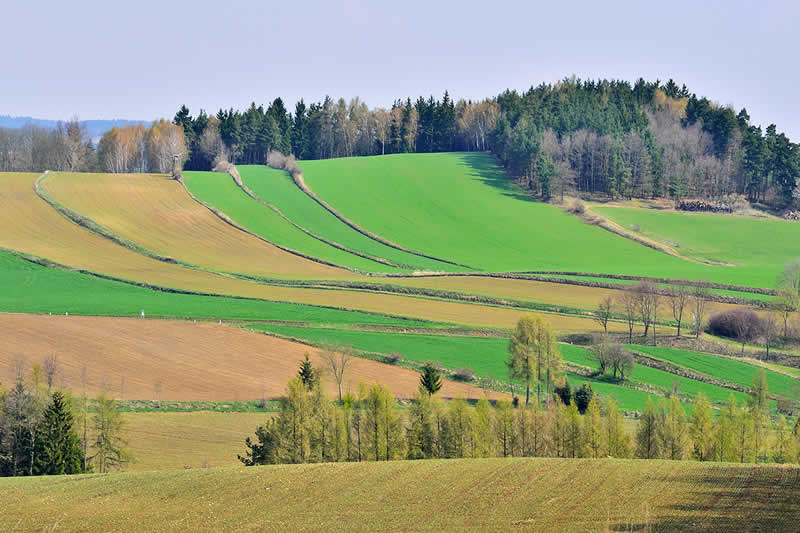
1, 458, 797, 531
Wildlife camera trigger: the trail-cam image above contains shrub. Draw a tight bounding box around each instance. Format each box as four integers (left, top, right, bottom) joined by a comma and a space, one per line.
384, 352, 402, 365
777, 397, 795, 416
632, 223, 641, 232
453, 368, 476, 382
562, 333, 595, 346
708, 308, 764, 340
554, 380, 572, 405
574, 384, 593, 414
568, 199, 585, 215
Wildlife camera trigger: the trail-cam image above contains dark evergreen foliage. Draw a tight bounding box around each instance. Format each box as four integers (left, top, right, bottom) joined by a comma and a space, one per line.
419, 364, 443, 397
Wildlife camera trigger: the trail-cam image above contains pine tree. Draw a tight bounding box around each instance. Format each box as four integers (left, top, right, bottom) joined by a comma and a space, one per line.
34, 392, 83, 475
419, 363, 442, 397
298, 353, 316, 391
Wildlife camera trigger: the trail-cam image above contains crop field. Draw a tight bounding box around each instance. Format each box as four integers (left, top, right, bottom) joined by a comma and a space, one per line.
249, 324, 741, 411
594, 205, 800, 288
0, 314, 498, 401
2, 458, 798, 531
44, 172, 355, 280
183, 171, 403, 273
299, 153, 756, 285
632, 345, 800, 402
238, 165, 456, 272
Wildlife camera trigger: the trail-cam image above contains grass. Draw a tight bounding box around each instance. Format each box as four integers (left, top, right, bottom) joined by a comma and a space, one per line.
249, 324, 738, 411
183, 171, 403, 273
45, 172, 353, 280
595, 204, 800, 288
1, 458, 798, 531
300, 153, 758, 285
631, 345, 800, 401
238, 165, 456, 272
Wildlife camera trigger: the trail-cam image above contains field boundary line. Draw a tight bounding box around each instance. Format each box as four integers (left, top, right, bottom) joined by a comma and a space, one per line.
176, 174, 380, 274
224, 168, 412, 269
290, 168, 476, 270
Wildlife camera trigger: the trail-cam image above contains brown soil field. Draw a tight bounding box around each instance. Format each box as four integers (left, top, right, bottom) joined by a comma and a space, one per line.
0, 172, 622, 330
0, 314, 503, 401
44, 172, 354, 280
124, 411, 266, 471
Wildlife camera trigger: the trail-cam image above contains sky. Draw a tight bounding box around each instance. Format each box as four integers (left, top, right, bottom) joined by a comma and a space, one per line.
2, 0, 798, 139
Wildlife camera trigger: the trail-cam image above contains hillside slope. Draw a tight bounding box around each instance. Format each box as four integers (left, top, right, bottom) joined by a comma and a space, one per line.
1, 458, 797, 531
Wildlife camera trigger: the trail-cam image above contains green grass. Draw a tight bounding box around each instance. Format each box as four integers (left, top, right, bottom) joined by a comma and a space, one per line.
248, 324, 740, 412
595, 205, 800, 288
238, 165, 457, 272
0, 249, 429, 326
630, 345, 800, 401
183, 171, 402, 273
299, 152, 766, 285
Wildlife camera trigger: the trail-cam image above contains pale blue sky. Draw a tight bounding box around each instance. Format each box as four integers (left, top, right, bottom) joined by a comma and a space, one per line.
2, 0, 798, 138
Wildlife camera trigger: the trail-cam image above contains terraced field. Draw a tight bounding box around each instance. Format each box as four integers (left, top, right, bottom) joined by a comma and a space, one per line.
300, 153, 743, 284
2, 458, 798, 531
238, 165, 457, 272
595, 205, 800, 287
0, 314, 499, 401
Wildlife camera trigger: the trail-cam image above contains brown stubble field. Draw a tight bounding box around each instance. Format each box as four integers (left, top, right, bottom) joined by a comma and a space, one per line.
0, 314, 503, 401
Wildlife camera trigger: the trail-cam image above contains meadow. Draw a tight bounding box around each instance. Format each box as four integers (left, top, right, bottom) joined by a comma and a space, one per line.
299, 153, 766, 286
238, 165, 456, 272
595, 205, 800, 287
2, 458, 797, 531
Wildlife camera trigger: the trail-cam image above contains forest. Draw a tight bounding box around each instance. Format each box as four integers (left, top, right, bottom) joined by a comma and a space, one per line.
1, 78, 797, 208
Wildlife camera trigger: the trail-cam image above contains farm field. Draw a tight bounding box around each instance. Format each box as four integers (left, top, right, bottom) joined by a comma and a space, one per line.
0, 314, 499, 401
594, 205, 800, 286
632, 345, 800, 402
44, 172, 356, 280
2, 458, 798, 531
183, 171, 402, 273
251, 324, 740, 411
299, 153, 762, 286
124, 411, 266, 471
0, 173, 619, 329
238, 165, 456, 272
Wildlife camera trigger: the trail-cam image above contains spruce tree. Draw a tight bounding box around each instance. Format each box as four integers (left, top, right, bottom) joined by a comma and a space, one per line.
34, 392, 84, 475
298, 353, 315, 391
419, 363, 442, 397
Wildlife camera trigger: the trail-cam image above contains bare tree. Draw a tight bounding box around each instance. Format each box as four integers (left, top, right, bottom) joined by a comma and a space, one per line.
651, 289, 661, 347
774, 290, 799, 340
620, 290, 638, 343
10, 355, 27, 382
762, 313, 779, 361
42, 354, 60, 392
154, 379, 163, 408
633, 282, 656, 338
778, 258, 800, 294
670, 285, 690, 337
321, 343, 352, 404
594, 296, 614, 334
692, 287, 710, 339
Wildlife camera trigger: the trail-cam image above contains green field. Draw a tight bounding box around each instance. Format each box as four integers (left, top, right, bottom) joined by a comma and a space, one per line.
238, 165, 457, 272
595, 205, 800, 288
0, 249, 429, 327
249, 324, 746, 411
2, 458, 797, 532
631, 345, 800, 401
183, 171, 401, 273
299, 153, 764, 285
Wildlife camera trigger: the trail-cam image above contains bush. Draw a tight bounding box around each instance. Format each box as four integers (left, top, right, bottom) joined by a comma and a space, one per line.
384, 352, 402, 365
708, 308, 764, 341
568, 199, 585, 215
777, 397, 795, 416
562, 333, 596, 346
554, 380, 572, 405
574, 384, 593, 414
453, 368, 476, 382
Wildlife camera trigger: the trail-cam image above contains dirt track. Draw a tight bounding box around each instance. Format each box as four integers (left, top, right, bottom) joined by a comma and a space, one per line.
0, 314, 502, 401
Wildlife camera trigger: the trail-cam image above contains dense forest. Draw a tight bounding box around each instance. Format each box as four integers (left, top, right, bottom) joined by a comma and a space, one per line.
2, 78, 797, 207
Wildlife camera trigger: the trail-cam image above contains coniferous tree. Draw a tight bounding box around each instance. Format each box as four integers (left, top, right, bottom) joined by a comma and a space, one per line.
636, 397, 660, 459
298, 353, 316, 391
419, 364, 442, 397
689, 393, 714, 461
34, 392, 83, 475
90, 395, 130, 473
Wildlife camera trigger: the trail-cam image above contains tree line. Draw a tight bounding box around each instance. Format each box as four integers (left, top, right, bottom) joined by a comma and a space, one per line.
0, 356, 130, 477
241, 354, 800, 466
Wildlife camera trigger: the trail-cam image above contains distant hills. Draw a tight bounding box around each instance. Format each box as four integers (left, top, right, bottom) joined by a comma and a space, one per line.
0, 115, 151, 139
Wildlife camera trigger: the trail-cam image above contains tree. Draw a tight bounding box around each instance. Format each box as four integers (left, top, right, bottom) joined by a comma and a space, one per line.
620, 290, 638, 343
636, 397, 660, 459
762, 313, 779, 360
419, 363, 443, 397
298, 353, 316, 391
604, 397, 631, 458
592, 342, 635, 380
564, 402, 584, 458
691, 287, 710, 339
507, 315, 537, 406
34, 392, 84, 475
42, 355, 60, 392
778, 258, 800, 294
658, 396, 689, 460
0, 381, 40, 476
669, 285, 690, 337
689, 393, 714, 461
594, 296, 614, 334
573, 384, 594, 414
321, 344, 352, 404
472, 396, 492, 458
494, 400, 516, 457
583, 398, 604, 458
90, 394, 130, 473
407, 389, 434, 459
239, 418, 281, 466
774, 290, 799, 340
